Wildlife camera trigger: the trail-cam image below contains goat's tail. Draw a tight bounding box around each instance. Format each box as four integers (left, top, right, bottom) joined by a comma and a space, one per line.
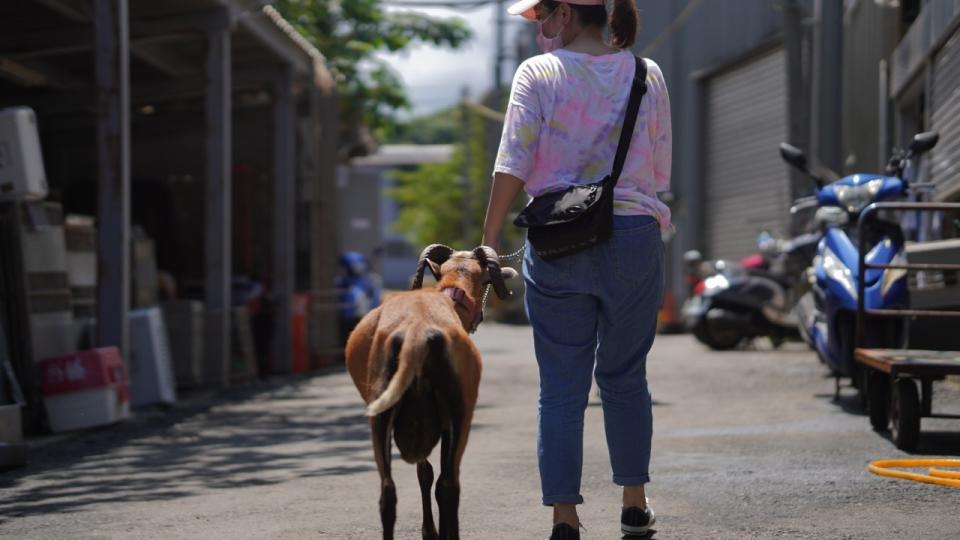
365, 325, 441, 417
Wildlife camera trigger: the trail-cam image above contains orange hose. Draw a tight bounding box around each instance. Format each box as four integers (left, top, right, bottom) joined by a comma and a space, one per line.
868, 459, 960, 488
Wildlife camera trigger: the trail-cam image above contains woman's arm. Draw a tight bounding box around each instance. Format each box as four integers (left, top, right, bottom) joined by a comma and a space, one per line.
481, 172, 525, 251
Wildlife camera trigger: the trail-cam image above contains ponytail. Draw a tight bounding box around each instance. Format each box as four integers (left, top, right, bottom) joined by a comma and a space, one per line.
559, 0, 640, 50
608, 0, 639, 49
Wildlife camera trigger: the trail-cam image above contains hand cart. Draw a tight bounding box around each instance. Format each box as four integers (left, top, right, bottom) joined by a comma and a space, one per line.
855, 202, 960, 451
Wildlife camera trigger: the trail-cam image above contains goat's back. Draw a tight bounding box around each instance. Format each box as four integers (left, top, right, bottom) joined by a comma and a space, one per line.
345, 290, 478, 407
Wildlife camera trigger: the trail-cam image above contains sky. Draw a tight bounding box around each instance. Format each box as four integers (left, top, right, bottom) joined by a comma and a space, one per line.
379, 4, 528, 117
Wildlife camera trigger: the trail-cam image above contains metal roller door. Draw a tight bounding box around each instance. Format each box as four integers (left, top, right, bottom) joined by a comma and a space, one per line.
704, 48, 790, 260
931, 29, 960, 201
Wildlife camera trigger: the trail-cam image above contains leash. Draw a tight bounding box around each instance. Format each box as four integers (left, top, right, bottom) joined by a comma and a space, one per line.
479, 243, 525, 322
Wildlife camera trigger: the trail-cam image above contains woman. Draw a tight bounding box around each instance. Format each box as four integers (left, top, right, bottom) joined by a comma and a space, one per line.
480, 1, 672, 538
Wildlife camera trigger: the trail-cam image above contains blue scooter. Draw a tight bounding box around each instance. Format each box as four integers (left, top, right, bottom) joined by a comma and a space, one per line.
336, 252, 383, 344
779, 132, 939, 395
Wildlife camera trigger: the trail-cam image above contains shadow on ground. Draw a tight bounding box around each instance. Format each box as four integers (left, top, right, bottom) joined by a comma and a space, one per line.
817, 384, 960, 455
0, 373, 373, 518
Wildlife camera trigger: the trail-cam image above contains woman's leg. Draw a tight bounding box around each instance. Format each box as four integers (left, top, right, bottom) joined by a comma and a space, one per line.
594, 219, 664, 503
523, 248, 598, 524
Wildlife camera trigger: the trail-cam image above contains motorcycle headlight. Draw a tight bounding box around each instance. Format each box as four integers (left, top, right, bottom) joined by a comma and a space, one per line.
702, 274, 729, 296
881, 252, 908, 297
822, 246, 857, 299
834, 179, 884, 214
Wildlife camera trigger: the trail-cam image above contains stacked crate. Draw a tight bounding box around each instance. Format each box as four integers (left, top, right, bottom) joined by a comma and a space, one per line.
65, 215, 96, 319
20, 201, 75, 364
160, 300, 204, 389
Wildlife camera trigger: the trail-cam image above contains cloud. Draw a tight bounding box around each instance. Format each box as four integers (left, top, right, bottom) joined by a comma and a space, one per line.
379, 5, 500, 116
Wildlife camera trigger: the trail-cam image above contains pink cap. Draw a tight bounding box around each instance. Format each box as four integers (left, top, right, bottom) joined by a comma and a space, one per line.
507, 0, 606, 21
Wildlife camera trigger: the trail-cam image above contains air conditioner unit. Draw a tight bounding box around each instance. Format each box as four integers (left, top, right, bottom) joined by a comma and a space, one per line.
0, 107, 48, 201
128, 307, 176, 407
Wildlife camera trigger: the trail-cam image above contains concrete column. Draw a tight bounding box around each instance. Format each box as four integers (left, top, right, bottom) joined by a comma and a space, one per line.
272, 69, 295, 373
94, 0, 131, 363
203, 27, 232, 387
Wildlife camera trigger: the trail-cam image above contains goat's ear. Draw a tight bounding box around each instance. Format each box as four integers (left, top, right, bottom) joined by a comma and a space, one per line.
427, 260, 442, 280
500, 267, 519, 280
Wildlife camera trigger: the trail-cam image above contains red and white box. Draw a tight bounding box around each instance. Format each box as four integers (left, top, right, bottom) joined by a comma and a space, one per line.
40, 347, 130, 433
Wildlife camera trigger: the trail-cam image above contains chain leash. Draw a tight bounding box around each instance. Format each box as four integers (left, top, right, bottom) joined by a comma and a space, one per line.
498, 243, 526, 263
479, 242, 524, 319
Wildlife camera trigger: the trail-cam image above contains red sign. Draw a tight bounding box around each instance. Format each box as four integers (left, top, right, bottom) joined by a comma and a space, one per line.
40, 347, 129, 402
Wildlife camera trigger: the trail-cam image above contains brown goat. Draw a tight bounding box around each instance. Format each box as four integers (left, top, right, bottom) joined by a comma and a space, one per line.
345, 245, 518, 540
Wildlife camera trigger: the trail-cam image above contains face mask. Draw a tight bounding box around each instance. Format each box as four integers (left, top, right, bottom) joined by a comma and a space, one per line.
536, 8, 565, 53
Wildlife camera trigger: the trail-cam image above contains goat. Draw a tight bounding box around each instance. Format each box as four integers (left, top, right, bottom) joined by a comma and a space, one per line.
345, 245, 519, 540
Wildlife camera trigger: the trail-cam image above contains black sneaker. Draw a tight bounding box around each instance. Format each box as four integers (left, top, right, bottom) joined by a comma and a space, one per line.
621, 504, 655, 537
548, 522, 580, 540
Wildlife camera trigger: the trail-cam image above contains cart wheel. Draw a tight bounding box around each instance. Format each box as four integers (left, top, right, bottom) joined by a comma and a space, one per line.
866, 370, 890, 432
890, 378, 921, 451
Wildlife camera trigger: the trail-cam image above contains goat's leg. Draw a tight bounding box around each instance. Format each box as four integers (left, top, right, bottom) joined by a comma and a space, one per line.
417, 460, 439, 539
372, 413, 397, 540
435, 418, 464, 540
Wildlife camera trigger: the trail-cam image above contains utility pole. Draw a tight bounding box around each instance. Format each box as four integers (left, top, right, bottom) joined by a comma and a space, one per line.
811, 0, 844, 175
461, 86, 472, 246
783, 0, 811, 222
494, 0, 505, 100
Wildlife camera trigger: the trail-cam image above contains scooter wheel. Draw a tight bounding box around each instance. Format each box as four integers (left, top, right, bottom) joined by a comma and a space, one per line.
703, 310, 745, 351
891, 378, 921, 451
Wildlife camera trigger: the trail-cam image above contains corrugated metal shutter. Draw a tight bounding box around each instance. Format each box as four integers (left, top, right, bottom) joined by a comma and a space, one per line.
704, 48, 790, 260
931, 29, 960, 201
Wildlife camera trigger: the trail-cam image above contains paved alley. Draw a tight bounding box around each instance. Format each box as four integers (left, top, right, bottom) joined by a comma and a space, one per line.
2, 324, 960, 539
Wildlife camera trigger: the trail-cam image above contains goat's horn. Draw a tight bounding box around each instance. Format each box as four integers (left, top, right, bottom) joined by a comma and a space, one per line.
473, 246, 512, 299
411, 244, 455, 290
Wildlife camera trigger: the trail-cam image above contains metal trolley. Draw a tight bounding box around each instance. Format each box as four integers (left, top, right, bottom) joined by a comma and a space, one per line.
855, 202, 960, 451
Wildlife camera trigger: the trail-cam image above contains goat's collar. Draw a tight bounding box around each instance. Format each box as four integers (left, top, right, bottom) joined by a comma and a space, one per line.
441, 287, 482, 333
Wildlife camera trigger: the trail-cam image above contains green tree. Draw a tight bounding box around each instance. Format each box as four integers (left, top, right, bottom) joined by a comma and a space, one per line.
381, 106, 460, 145
389, 107, 524, 252
273, 0, 472, 142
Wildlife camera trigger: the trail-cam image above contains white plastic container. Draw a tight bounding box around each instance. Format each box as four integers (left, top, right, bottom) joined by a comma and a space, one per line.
40, 347, 130, 433
128, 307, 177, 407
0, 107, 48, 201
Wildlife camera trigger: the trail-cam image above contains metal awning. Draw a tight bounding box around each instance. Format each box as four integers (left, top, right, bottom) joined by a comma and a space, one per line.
0, 0, 333, 113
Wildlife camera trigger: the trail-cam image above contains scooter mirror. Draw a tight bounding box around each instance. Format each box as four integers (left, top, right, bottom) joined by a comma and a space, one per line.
910, 131, 939, 155
779, 143, 808, 171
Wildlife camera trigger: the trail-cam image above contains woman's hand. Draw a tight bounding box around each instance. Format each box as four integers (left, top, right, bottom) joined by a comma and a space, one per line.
481, 172, 525, 252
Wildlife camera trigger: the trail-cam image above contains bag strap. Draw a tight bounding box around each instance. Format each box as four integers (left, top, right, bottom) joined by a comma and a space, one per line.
610, 56, 648, 184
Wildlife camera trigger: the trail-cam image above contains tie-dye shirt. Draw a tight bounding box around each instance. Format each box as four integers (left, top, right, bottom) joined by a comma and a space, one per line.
494, 50, 672, 229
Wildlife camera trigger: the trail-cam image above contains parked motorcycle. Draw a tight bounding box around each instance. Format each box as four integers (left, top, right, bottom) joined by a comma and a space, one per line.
778, 132, 939, 391
684, 232, 818, 351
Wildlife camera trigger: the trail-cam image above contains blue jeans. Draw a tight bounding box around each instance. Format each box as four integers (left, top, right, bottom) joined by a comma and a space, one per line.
523, 215, 664, 506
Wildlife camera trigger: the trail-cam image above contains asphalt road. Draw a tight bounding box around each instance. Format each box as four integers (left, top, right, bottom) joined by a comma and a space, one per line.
2, 324, 960, 539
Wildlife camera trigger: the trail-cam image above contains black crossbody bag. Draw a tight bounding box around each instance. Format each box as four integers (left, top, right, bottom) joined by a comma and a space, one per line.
513, 56, 648, 261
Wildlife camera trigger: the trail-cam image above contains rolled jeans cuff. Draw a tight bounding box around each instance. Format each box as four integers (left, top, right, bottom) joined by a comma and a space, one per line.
613, 474, 650, 486
542, 493, 585, 507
